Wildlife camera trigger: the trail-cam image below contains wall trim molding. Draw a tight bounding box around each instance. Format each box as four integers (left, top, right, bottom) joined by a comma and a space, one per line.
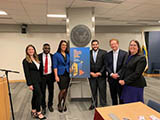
9, 80, 25, 83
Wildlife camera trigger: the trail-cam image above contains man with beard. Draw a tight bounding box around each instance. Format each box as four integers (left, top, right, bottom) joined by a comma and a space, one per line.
89, 40, 107, 110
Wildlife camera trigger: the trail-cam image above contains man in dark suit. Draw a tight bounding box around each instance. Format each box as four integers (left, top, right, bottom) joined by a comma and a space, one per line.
89, 40, 107, 110
39, 43, 55, 114
105, 39, 127, 105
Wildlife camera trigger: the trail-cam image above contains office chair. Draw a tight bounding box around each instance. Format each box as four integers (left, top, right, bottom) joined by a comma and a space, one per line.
147, 100, 160, 113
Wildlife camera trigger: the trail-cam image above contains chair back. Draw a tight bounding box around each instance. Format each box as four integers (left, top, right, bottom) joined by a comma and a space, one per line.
147, 100, 160, 113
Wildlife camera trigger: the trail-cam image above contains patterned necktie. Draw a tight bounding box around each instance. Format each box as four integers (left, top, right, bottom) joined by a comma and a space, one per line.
44, 54, 48, 73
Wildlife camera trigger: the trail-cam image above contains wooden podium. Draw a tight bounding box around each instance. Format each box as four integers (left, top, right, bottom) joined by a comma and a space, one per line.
0, 77, 11, 120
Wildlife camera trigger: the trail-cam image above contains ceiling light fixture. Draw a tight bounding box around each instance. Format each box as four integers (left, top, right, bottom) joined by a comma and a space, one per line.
47, 14, 66, 18
0, 11, 8, 15
158, 21, 160, 23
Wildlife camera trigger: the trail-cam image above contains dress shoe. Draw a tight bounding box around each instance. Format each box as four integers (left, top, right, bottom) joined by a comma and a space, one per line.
42, 108, 46, 115
89, 105, 95, 110
48, 106, 54, 112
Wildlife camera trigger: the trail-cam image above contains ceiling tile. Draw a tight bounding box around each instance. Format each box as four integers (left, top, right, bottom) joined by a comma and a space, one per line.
1, 0, 160, 25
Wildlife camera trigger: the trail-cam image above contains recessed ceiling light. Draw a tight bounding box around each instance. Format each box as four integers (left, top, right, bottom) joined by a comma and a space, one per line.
0, 11, 7, 15
158, 21, 160, 23
47, 14, 66, 18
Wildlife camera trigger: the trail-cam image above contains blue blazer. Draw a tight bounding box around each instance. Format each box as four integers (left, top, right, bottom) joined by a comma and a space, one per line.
53, 52, 70, 75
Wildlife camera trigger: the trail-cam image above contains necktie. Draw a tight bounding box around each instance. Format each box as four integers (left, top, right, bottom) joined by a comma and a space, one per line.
44, 54, 48, 74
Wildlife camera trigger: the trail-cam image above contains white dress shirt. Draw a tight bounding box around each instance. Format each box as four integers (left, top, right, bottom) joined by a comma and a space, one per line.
113, 49, 119, 73
92, 49, 99, 63
43, 53, 52, 75
33, 60, 40, 70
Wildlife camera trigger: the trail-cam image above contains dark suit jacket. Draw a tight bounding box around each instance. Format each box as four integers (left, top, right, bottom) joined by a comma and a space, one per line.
90, 49, 107, 78
53, 52, 70, 75
120, 54, 147, 88
38, 53, 55, 82
105, 49, 127, 83
22, 59, 41, 86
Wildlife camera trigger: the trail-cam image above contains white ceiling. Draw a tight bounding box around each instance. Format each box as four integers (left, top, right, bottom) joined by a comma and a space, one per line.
1, 0, 160, 26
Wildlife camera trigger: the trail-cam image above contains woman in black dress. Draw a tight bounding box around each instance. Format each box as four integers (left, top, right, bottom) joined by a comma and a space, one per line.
22, 44, 46, 119
53, 40, 70, 112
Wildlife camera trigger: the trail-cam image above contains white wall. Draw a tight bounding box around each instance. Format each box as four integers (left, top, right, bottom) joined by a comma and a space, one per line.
0, 33, 67, 80
96, 32, 142, 51
0, 32, 143, 80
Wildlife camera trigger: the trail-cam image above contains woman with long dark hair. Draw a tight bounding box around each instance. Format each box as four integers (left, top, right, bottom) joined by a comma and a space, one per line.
22, 44, 46, 119
53, 40, 70, 112
119, 40, 147, 103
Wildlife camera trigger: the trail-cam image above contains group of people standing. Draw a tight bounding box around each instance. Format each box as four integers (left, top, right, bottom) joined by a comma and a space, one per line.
22, 40, 70, 119
88, 39, 147, 110
22, 38, 147, 119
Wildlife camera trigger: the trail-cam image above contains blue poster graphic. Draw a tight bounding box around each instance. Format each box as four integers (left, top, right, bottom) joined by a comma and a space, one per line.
70, 47, 90, 78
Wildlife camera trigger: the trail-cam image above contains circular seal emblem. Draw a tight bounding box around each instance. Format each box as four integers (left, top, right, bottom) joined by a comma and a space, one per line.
70, 24, 91, 47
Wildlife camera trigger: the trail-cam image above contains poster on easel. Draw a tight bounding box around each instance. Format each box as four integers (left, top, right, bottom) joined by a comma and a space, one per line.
70, 47, 90, 78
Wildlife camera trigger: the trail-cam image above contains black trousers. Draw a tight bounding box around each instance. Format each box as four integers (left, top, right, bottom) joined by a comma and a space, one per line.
41, 74, 54, 109
108, 79, 123, 105
32, 82, 42, 112
89, 77, 107, 107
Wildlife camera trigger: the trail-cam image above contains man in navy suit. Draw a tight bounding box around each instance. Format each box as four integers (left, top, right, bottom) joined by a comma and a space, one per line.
89, 40, 107, 110
39, 43, 55, 114
105, 39, 127, 105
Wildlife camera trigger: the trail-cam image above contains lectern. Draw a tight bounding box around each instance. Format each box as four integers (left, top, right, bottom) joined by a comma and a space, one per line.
0, 77, 10, 120
0, 69, 19, 120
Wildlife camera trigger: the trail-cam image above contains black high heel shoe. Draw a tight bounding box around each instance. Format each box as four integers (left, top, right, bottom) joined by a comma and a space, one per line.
37, 112, 47, 120
31, 111, 37, 118
57, 104, 63, 113
63, 105, 67, 112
